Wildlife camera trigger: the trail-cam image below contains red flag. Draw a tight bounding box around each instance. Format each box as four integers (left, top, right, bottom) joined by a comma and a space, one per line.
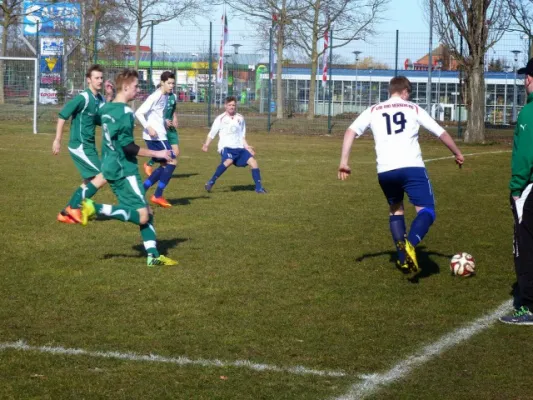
216, 13, 228, 83
322, 28, 329, 84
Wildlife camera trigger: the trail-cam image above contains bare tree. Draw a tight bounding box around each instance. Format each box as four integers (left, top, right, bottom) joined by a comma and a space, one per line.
506, 0, 533, 57
431, 0, 511, 143
122, 0, 203, 69
288, 0, 388, 119
224, 0, 307, 119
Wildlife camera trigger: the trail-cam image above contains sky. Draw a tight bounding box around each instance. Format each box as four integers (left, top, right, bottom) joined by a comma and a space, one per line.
148, 0, 528, 68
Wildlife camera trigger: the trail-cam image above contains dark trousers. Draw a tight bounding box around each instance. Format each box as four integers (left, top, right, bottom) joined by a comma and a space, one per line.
511, 190, 533, 309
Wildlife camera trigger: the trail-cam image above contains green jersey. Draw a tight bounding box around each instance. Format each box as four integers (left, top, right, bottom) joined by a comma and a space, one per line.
59, 88, 105, 149
510, 92, 533, 196
164, 93, 177, 132
99, 102, 138, 181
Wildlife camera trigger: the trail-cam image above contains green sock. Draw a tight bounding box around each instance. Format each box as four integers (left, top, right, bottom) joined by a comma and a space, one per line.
67, 182, 99, 209
147, 159, 155, 167
83, 182, 98, 200
67, 187, 83, 209
140, 214, 159, 257
94, 203, 141, 224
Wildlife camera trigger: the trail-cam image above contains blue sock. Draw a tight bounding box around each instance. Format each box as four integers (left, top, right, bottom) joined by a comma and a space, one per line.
209, 163, 228, 185
251, 168, 262, 190
154, 164, 175, 197
390, 215, 407, 263
144, 166, 164, 190
407, 208, 436, 247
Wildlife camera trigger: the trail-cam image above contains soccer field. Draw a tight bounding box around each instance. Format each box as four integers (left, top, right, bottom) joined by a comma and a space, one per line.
0, 122, 531, 399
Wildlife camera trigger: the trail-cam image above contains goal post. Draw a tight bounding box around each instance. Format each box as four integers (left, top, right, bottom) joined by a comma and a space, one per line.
0, 56, 39, 134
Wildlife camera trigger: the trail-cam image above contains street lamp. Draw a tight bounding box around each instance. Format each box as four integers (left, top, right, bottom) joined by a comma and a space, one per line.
352, 50, 362, 111
511, 50, 521, 122
230, 44, 242, 96
368, 68, 374, 106
436, 60, 443, 119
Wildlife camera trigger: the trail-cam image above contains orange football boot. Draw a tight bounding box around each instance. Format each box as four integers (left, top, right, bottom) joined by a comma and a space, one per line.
144, 162, 153, 176
57, 212, 77, 224
65, 206, 83, 224
150, 195, 172, 208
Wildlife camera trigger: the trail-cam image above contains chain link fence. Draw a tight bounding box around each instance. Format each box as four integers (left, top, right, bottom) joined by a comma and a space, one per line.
1, 21, 529, 137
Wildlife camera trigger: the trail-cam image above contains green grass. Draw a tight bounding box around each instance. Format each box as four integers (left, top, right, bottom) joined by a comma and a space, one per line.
0, 121, 529, 399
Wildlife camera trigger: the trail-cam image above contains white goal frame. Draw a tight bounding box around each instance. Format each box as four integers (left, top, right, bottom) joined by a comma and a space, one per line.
0, 56, 39, 134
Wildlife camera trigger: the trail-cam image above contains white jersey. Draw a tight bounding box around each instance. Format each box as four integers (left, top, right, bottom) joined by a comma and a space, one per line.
135, 90, 169, 141
208, 112, 246, 153
349, 96, 445, 173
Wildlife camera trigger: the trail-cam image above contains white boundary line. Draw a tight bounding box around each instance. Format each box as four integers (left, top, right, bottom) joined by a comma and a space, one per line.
334, 300, 513, 400
424, 150, 511, 163
0, 340, 349, 378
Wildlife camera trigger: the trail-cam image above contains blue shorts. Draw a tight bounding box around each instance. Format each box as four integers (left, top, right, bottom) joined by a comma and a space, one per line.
145, 139, 176, 163
378, 167, 435, 208
221, 147, 253, 167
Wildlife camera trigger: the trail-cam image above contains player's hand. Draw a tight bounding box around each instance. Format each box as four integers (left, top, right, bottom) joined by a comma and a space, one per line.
165, 119, 173, 128
201, 143, 209, 152
154, 149, 172, 162
147, 127, 158, 138
338, 165, 351, 180
455, 153, 464, 168
52, 139, 61, 155
513, 196, 520, 202
245, 145, 255, 156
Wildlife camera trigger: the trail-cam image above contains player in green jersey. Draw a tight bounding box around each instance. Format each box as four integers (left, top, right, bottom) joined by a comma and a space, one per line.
52, 64, 114, 224
81, 69, 178, 267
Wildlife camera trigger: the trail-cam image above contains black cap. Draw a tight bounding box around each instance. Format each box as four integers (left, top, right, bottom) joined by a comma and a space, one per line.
517, 58, 533, 75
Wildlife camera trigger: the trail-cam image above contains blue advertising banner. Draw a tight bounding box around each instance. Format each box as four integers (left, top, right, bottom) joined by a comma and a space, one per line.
23, 2, 81, 37
40, 55, 63, 74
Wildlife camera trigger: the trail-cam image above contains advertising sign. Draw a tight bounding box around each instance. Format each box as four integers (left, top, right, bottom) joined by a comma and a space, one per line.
39, 88, 58, 104
41, 38, 64, 56
40, 55, 62, 74
23, 2, 81, 37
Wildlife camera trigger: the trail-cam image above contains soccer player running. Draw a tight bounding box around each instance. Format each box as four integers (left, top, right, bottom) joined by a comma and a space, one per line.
202, 96, 267, 193
143, 85, 179, 177
52, 64, 114, 224
81, 69, 178, 267
135, 71, 177, 208
338, 76, 464, 274
500, 58, 533, 325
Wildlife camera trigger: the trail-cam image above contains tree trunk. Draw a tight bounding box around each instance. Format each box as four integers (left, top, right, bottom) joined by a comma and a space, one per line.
464, 62, 485, 143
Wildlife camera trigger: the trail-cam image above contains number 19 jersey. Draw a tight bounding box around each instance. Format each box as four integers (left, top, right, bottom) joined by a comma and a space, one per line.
348, 96, 445, 173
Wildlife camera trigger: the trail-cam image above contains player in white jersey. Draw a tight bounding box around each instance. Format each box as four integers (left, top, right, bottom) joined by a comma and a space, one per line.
135, 71, 177, 208
338, 76, 464, 274
202, 96, 267, 193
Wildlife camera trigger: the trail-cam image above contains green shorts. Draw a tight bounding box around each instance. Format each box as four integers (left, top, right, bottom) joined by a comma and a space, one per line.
167, 129, 179, 146
68, 144, 101, 179
109, 174, 147, 209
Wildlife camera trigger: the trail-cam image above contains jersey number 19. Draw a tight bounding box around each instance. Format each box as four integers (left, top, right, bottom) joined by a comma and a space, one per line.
382, 112, 406, 135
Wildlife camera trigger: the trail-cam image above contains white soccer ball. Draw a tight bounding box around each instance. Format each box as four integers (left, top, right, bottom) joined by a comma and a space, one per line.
450, 252, 476, 277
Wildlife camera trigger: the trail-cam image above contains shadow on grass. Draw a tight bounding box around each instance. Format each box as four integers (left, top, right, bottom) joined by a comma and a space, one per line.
228, 184, 256, 192
171, 172, 199, 179
102, 237, 188, 259
355, 246, 453, 283
168, 195, 210, 206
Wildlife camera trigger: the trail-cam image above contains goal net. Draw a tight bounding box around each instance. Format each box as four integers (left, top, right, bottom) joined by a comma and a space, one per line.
0, 57, 38, 133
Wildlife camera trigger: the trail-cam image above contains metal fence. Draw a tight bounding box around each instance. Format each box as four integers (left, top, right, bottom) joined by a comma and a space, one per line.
0, 21, 530, 136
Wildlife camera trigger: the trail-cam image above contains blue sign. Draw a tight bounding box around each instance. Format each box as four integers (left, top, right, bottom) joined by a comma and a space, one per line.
23, 2, 81, 37
40, 56, 63, 74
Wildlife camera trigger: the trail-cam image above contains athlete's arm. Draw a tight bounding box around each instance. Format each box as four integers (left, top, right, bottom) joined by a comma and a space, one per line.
338, 128, 357, 180
203, 117, 221, 152
52, 118, 67, 155
417, 108, 464, 166
241, 119, 255, 155
135, 93, 157, 137
338, 109, 371, 180
439, 132, 464, 166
